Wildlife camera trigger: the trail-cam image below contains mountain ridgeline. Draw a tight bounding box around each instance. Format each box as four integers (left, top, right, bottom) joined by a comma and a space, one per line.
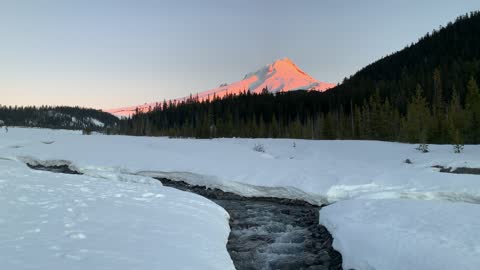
118, 11, 480, 144
107, 58, 334, 117
0, 106, 118, 132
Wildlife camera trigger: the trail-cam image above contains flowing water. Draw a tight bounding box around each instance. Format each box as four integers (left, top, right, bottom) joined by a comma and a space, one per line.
25, 163, 343, 270
156, 178, 343, 270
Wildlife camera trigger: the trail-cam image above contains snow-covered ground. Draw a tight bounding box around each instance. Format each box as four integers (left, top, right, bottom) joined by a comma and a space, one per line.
321, 199, 480, 270
3, 128, 480, 205
1, 127, 480, 270
0, 132, 233, 269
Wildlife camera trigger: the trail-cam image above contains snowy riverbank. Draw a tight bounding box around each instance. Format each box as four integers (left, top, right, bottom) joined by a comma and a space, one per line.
3, 128, 480, 205
0, 141, 234, 269
1, 127, 480, 270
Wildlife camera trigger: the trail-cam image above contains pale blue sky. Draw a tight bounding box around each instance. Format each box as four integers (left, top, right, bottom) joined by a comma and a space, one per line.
1, 0, 479, 108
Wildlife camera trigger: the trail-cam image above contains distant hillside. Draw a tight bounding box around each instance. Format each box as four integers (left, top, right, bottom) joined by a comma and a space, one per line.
118, 11, 480, 144
326, 11, 480, 110
0, 106, 118, 132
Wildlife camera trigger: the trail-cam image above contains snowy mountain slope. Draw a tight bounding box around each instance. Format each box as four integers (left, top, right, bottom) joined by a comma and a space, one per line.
107, 58, 335, 117
71, 116, 105, 127
194, 58, 334, 98
0, 158, 233, 269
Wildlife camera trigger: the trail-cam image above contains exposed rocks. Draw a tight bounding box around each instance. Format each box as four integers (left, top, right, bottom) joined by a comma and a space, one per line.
433, 165, 480, 175
26, 163, 83, 175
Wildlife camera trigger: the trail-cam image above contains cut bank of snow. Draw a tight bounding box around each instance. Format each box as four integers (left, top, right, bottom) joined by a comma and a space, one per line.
320, 199, 480, 270
0, 157, 233, 269
2, 127, 480, 270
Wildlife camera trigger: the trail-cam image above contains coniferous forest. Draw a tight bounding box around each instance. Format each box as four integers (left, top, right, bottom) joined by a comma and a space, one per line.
122, 12, 480, 144
0, 105, 118, 131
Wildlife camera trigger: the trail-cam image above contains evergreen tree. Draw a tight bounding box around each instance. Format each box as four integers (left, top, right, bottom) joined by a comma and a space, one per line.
453, 129, 464, 153
430, 68, 447, 143
403, 85, 431, 143
270, 114, 279, 138
465, 76, 480, 143
368, 90, 383, 139
322, 113, 335, 140
432, 68, 444, 119
447, 87, 466, 142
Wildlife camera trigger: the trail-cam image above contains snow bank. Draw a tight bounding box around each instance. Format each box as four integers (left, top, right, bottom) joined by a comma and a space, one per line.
321, 199, 480, 270
2, 127, 480, 205
0, 158, 233, 270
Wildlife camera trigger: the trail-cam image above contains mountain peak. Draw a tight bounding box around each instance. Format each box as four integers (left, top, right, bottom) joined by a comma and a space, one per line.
106, 58, 335, 117
269, 57, 298, 71
245, 58, 312, 81
273, 57, 295, 65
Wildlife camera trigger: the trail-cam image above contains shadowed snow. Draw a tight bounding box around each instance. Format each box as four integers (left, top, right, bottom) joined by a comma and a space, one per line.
2, 127, 480, 270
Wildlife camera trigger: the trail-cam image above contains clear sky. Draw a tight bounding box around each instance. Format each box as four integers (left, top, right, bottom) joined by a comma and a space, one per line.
1, 0, 479, 109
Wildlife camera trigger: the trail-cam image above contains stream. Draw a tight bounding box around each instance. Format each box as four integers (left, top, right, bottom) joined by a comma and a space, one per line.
25, 163, 343, 270
156, 178, 343, 270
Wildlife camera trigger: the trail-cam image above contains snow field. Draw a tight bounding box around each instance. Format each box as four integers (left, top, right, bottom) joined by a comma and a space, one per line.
2, 127, 480, 270
0, 157, 233, 269
321, 199, 480, 270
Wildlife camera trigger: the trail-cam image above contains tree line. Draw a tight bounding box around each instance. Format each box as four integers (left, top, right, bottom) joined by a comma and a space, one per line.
117, 73, 479, 146
0, 105, 118, 131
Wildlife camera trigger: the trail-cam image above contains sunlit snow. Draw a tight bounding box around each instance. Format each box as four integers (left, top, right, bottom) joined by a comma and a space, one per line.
106, 58, 335, 117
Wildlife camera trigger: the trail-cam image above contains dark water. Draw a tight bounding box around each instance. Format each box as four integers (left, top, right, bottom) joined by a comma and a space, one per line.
156, 178, 343, 270
433, 165, 480, 175
26, 163, 82, 175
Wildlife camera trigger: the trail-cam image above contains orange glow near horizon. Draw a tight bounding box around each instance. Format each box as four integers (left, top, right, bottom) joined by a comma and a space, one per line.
106, 58, 335, 117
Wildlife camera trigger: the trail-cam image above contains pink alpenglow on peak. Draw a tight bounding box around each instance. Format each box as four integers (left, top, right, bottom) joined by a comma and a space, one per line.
106, 58, 335, 117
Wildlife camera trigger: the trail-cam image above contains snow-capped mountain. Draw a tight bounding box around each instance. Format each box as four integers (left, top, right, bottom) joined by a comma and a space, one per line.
107, 58, 335, 117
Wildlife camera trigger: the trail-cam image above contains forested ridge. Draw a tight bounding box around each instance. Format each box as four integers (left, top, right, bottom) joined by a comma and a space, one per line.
119, 11, 480, 144
0, 105, 118, 131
